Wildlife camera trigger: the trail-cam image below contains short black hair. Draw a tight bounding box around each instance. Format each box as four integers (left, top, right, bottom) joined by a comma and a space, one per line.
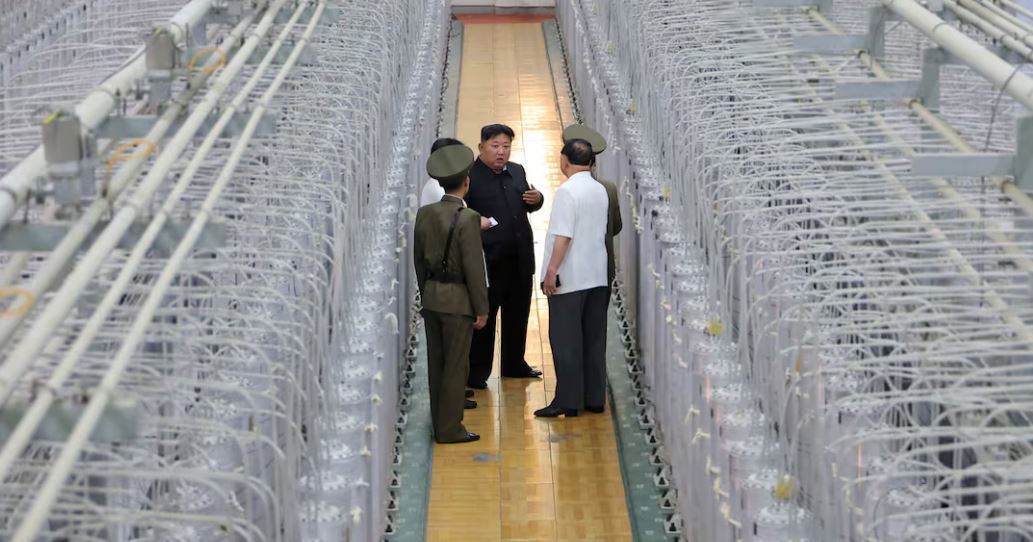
439, 174, 466, 192
430, 137, 462, 153
561, 138, 595, 166
480, 124, 515, 142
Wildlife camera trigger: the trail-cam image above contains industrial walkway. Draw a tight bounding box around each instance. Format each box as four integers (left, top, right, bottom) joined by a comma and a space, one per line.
424, 16, 634, 542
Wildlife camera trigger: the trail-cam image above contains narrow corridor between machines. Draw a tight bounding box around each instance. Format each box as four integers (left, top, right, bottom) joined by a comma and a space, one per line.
424, 16, 634, 542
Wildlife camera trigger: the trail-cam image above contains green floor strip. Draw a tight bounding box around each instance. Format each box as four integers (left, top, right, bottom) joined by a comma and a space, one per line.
544, 16, 679, 542
384, 323, 433, 542
606, 302, 679, 542
388, 17, 464, 541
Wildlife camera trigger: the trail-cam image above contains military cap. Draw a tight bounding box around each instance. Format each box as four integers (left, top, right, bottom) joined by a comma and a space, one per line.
426, 144, 474, 183
562, 124, 607, 155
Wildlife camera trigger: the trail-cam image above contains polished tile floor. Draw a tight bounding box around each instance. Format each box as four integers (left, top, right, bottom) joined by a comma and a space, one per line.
426, 18, 633, 542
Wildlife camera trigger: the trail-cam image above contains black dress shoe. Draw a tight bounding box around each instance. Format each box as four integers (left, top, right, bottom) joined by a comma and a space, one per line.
502, 366, 543, 379
585, 405, 605, 413
464, 399, 477, 409
534, 405, 579, 418
439, 432, 480, 444
467, 381, 488, 390
465, 389, 474, 398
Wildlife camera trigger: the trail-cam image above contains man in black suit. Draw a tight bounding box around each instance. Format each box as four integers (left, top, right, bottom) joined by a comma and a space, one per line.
463, 124, 545, 389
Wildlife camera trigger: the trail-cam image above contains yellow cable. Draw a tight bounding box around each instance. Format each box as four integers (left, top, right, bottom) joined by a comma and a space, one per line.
106, 139, 157, 174
187, 47, 227, 74
0, 287, 33, 317
104, 138, 157, 193
42, 111, 61, 125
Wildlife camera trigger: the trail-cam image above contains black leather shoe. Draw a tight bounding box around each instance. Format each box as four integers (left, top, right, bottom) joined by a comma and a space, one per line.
585, 405, 605, 413
439, 432, 480, 444
467, 381, 488, 390
465, 399, 477, 409
502, 366, 543, 379
534, 405, 579, 418
465, 389, 475, 398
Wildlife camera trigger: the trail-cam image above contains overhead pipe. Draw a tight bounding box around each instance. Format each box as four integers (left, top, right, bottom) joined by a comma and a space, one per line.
0, 8, 258, 362
999, 0, 1033, 22
0, 0, 314, 492
8, 4, 326, 539
961, 0, 1033, 49
0, 0, 292, 407
880, 0, 1033, 111
946, 0, 1033, 63
806, 7, 1033, 251
0, 0, 214, 231
777, 10, 1033, 375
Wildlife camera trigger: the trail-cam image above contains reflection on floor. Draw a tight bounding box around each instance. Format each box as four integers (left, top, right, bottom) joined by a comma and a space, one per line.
425, 17, 633, 542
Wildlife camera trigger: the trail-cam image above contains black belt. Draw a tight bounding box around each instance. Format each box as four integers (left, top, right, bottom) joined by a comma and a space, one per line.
426, 271, 464, 284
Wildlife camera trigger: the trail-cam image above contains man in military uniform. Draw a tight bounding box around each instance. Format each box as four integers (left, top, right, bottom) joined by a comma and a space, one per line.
414, 144, 489, 444
562, 124, 623, 289
559, 124, 623, 414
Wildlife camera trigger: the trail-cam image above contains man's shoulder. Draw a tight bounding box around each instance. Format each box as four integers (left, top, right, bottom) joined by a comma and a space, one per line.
419, 200, 455, 215
505, 161, 526, 175
554, 181, 575, 197
581, 177, 610, 205
570, 174, 606, 194
415, 202, 438, 219
468, 159, 490, 180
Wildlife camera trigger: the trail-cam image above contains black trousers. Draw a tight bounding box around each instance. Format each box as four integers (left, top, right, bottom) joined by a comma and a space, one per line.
468, 259, 532, 386
547, 286, 609, 410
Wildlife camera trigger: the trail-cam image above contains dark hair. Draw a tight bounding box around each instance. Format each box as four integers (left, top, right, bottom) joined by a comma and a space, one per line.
480, 124, 515, 142
438, 174, 466, 192
561, 138, 595, 167
430, 137, 462, 153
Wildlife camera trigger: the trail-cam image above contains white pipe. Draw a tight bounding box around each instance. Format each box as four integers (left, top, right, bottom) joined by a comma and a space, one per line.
783, 10, 1033, 350
881, 0, 1033, 111
964, 0, 1033, 47
0, 0, 214, 231
1000, 0, 1033, 22
948, 0, 1033, 60
0, 75, 175, 288
168, 0, 214, 37
0, 4, 239, 346
0, 0, 313, 490
807, 8, 1033, 256
9, 5, 326, 538
0, 0, 290, 407
0, 10, 257, 372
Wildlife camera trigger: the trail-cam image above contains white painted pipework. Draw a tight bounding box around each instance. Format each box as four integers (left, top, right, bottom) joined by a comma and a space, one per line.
7, 4, 325, 539
880, 0, 1033, 110
0, 0, 290, 407
0, 0, 213, 231
0, 0, 311, 490
0, 9, 255, 354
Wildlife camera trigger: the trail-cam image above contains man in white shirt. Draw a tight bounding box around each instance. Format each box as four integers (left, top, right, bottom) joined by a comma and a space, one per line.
420, 138, 457, 207
535, 139, 610, 418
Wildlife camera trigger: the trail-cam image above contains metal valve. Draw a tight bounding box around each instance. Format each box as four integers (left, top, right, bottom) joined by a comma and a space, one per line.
145, 26, 178, 105
41, 107, 95, 208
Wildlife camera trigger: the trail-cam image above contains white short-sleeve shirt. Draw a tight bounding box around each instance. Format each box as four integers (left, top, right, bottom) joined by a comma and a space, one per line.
540, 171, 609, 295
420, 178, 446, 207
